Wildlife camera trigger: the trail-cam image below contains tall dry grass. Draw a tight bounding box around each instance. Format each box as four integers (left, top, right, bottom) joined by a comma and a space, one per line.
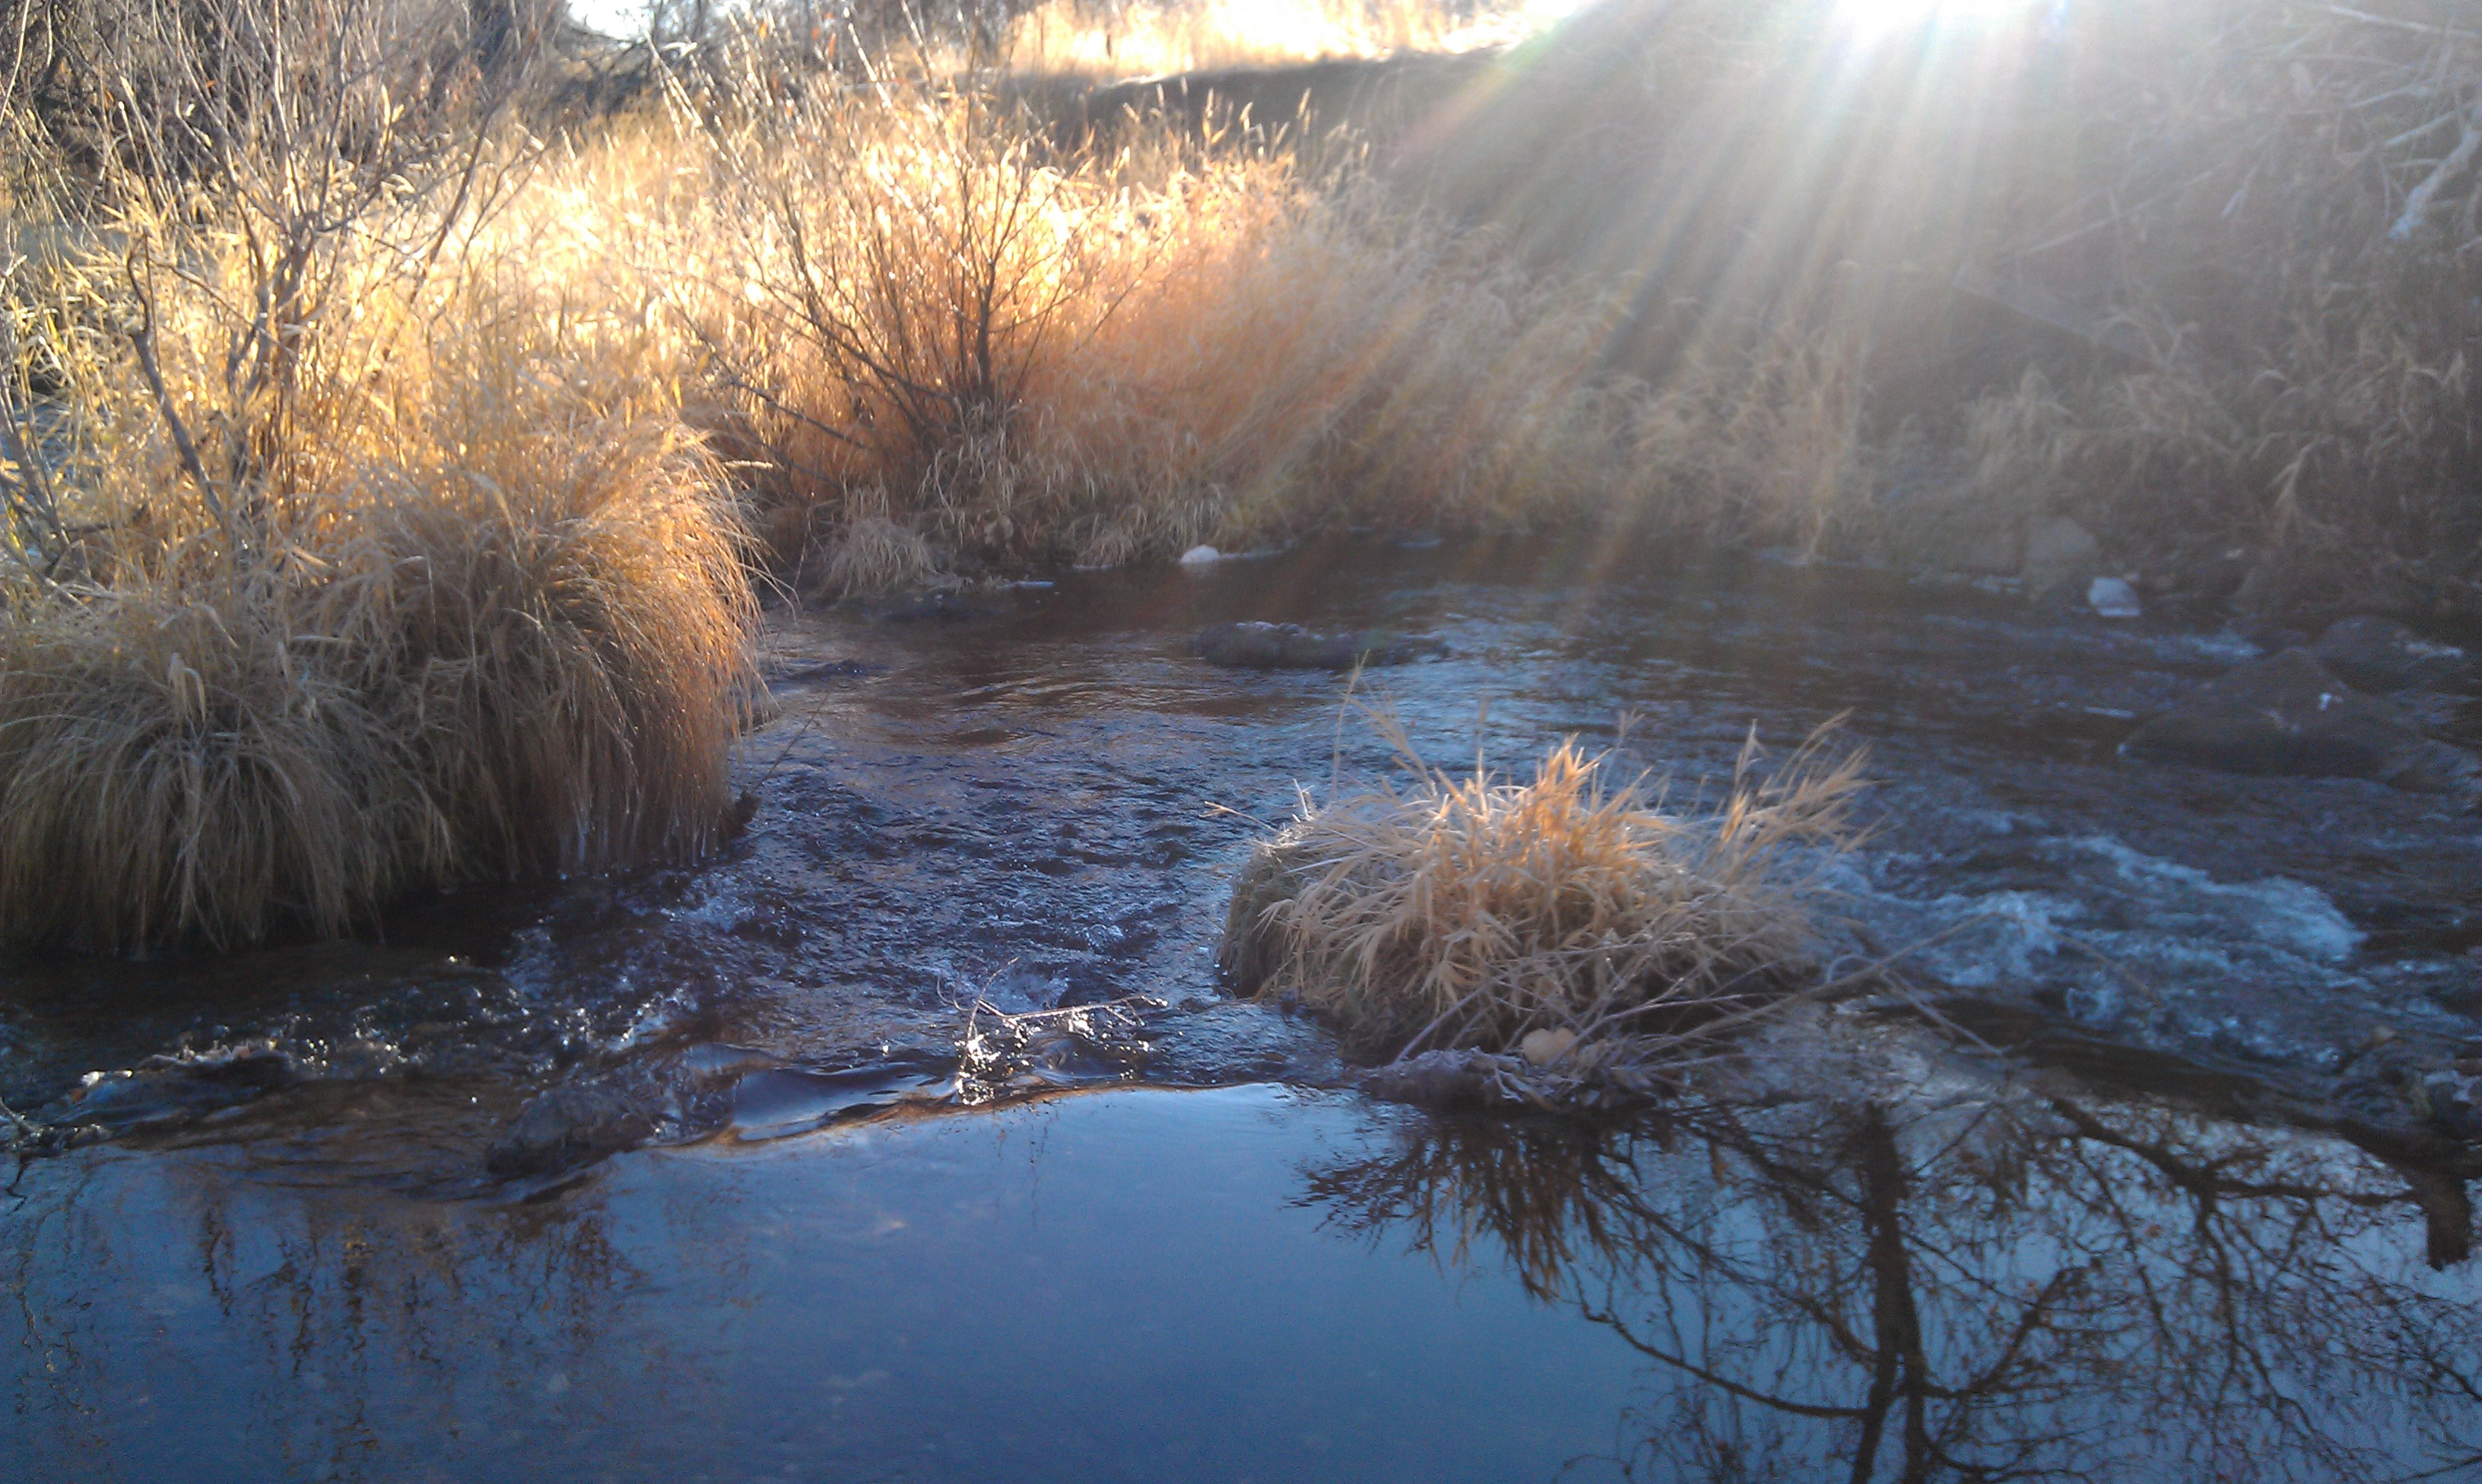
1002, 0, 1561, 78
1220, 709, 1865, 1062
678, 65, 1850, 591
0, 19, 754, 952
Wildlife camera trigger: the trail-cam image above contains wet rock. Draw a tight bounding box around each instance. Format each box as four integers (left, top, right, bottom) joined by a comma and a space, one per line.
1357, 1050, 1509, 1108
65, 1043, 300, 1130
2120, 648, 2479, 794
2305, 615, 2470, 694
2413, 1070, 2482, 1141
2087, 576, 2141, 619
2145, 546, 2252, 612
1906, 512, 2020, 578
1194, 621, 1447, 670
2021, 516, 2100, 608
485, 1083, 655, 1176
728, 1064, 949, 1140
1178, 544, 1222, 566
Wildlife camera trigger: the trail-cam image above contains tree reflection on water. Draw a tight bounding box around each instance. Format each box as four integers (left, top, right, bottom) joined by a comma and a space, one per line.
1299, 1085, 2482, 1482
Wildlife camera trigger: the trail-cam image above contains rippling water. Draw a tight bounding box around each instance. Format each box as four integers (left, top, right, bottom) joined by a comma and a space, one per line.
4, 537, 2478, 1479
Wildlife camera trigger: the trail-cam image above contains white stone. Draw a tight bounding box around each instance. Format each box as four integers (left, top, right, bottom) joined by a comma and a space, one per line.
1177, 544, 1221, 566
2087, 576, 2141, 619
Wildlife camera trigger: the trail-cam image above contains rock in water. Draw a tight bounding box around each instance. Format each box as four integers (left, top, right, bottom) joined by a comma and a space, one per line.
2087, 576, 2142, 619
2021, 516, 2101, 608
486, 1083, 655, 1176
2306, 615, 2471, 694
2121, 648, 2479, 794
1178, 544, 1222, 566
1194, 621, 1447, 670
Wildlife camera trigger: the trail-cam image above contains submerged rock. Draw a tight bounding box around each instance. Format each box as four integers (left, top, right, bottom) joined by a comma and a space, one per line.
64, 1043, 300, 1131
2120, 649, 2478, 794
2022, 517, 2101, 608
1193, 621, 1447, 670
2306, 616, 2471, 694
485, 1083, 656, 1176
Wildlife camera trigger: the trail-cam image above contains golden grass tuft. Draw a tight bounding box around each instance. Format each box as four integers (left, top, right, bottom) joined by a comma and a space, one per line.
0, 153, 756, 953
0, 585, 434, 952
0, 391, 754, 952
1221, 709, 1865, 1064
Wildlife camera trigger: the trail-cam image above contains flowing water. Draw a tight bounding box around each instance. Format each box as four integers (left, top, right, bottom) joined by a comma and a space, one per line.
5, 538, 2480, 1481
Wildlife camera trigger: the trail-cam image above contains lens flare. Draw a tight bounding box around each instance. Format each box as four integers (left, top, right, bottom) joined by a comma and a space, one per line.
1834, 0, 2041, 38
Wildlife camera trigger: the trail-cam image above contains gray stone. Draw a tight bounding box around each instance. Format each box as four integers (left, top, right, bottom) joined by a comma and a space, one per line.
1194, 621, 1447, 670
2087, 576, 2141, 619
2120, 648, 2478, 794
485, 1083, 655, 1176
2306, 615, 2470, 694
2021, 517, 2100, 607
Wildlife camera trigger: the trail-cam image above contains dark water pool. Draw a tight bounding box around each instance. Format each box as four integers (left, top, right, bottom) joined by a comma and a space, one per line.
5, 538, 2480, 1479
8, 1077, 2479, 1482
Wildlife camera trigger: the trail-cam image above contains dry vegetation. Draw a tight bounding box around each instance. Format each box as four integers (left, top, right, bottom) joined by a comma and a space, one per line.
1219, 708, 1866, 1078
1001, 0, 1563, 78
0, 0, 751, 950
1, 0, 2476, 948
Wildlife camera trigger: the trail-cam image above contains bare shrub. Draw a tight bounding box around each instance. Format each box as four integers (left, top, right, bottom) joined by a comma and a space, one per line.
1220, 707, 1866, 1069
684, 74, 1849, 585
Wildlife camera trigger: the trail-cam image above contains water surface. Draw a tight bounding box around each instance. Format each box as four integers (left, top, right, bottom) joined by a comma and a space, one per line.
5, 539, 2480, 1479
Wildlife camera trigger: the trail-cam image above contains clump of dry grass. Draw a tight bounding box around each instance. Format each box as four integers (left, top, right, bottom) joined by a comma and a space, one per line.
1220, 708, 1865, 1072
0, 582, 436, 951
0, 286, 756, 950
0, 75, 755, 951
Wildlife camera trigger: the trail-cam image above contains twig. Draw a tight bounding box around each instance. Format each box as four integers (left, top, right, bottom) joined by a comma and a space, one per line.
2389, 99, 2482, 243
0, 304, 66, 553
124, 257, 229, 530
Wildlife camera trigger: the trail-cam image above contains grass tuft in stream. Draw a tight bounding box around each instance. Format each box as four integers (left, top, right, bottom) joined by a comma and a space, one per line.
1220, 706, 1867, 1093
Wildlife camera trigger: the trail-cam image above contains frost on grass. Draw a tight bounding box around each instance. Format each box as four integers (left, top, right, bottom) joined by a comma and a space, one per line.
1220, 709, 1868, 1107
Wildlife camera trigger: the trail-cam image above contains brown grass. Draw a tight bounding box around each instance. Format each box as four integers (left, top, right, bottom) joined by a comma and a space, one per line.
1220, 707, 1865, 1064
8, 0, 2475, 947
1001, 0, 1558, 79
0, 117, 754, 952
679, 66, 1863, 590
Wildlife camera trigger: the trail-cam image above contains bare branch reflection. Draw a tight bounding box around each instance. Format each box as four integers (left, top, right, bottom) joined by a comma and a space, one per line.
1300, 1088, 2482, 1482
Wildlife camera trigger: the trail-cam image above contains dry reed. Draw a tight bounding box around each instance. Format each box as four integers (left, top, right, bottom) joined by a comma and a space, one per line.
1220, 707, 1865, 1068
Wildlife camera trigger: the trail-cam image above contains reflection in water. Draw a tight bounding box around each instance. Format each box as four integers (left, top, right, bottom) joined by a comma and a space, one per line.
7, 1079, 2480, 1482
1301, 1083, 2482, 1482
